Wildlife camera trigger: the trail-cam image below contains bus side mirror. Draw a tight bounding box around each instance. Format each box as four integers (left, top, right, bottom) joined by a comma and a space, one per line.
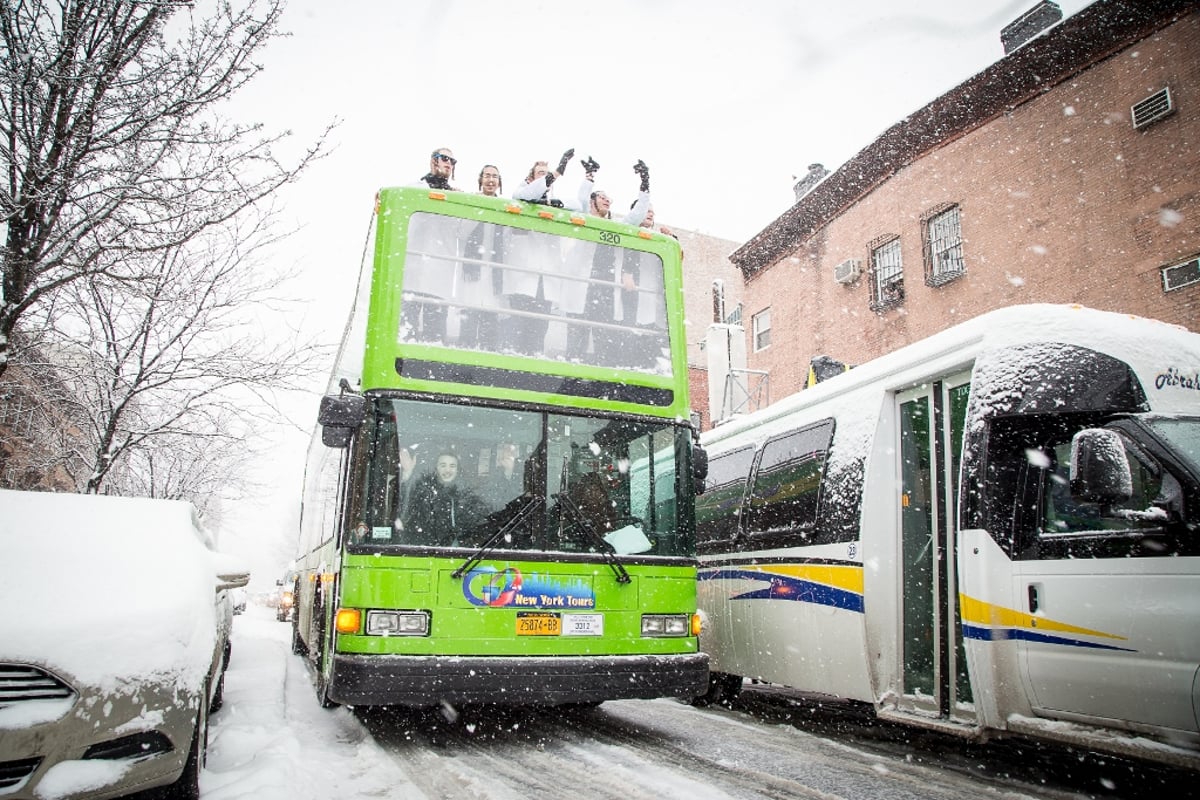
318, 394, 366, 449
1070, 428, 1132, 506
694, 445, 709, 496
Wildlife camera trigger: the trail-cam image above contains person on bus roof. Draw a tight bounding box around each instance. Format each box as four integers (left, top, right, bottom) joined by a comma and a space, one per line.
512, 148, 574, 206
577, 156, 651, 225
477, 163, 502, 197
561, 158, 653, 363
418, 147, 458, 191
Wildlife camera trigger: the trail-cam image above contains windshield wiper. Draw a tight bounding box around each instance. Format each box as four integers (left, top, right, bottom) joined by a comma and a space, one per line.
452, 495, 540, 580
553, 491, 631, 585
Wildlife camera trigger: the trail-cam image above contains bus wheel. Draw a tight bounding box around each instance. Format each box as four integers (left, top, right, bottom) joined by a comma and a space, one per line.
315, 642, 339, 708
313, 600, 339, 709
716, 672, 743, 704
291, 612, 306, 655
691, 672, 742, 707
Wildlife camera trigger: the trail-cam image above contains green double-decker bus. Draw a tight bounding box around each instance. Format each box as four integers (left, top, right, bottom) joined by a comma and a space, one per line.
291, 186, 708, 707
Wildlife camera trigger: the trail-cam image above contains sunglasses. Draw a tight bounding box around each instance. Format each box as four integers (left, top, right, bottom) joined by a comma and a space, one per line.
434, 153, 457, 166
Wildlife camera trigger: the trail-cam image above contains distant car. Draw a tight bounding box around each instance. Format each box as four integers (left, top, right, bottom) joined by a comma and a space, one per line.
276, 572, 297, 622
0, 489, 249, 800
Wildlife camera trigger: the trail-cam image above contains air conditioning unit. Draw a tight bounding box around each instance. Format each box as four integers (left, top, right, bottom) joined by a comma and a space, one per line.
834, 259, 862, 285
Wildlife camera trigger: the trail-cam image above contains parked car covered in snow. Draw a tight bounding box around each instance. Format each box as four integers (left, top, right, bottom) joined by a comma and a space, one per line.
0, 490, 250, 800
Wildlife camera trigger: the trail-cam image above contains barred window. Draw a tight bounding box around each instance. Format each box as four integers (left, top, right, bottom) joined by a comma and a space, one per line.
0, 391, 34, 436
869, 236, 904, 311
924, 205, 964, 286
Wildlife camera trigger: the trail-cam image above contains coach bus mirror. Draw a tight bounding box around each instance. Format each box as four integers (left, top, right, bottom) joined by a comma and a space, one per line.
1070, 428, 1132, 507
318, 394, 367, 427
318, 394, 366, 449
321, 425, 353, 448
693, 445, 709, 495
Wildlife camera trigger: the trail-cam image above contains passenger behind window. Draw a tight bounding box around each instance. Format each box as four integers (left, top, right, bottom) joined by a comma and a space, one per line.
481, 441, 523, 512
403, 452, 488, 547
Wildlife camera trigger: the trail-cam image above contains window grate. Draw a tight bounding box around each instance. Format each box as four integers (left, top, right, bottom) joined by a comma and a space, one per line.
924, 205, 965, 286
869, 237, 904, 311
1131, 87, 1174, 129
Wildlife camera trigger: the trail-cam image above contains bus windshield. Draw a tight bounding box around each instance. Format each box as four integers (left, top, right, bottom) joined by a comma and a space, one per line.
401, 211, 670, 376
349, 397, 693, 557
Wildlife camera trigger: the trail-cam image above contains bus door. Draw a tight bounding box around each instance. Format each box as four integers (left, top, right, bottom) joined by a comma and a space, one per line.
1015, 424, 1200, 733
895, 374, 974, 723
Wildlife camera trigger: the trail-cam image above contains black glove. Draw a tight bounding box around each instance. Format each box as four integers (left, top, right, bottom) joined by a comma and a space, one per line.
581, 156, 600, 175
557, 148, 574, 174
634, 159, 649, 192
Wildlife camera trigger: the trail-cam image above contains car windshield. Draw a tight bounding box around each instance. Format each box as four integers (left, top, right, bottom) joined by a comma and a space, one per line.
347, 397, 694, 557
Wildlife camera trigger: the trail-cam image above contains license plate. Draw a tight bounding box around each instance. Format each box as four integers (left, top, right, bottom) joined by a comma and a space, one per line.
516, 612, 561, 636
563, 614, 604, 636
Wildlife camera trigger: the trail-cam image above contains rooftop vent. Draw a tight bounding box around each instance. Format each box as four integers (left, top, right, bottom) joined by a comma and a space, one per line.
792, 163, 830, 202
1001, 1, 1063, 54
1162, 257, 1199, 293
1132, 87, 1175, 130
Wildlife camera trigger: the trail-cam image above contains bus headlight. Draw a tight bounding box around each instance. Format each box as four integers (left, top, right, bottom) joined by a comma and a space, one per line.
641, 614, 690, 637
365, 610, 430, 636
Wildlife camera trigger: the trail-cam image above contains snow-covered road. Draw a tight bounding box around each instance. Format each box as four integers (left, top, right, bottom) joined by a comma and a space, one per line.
197, 605, 1188, 800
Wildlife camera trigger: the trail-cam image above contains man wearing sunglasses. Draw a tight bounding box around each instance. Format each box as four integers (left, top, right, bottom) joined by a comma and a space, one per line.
420, 147, 458, 190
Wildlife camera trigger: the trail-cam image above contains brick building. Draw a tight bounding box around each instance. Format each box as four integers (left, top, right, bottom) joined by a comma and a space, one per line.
0, 348, 88, 492
729, 0, 1199, 401
669, 227, 744, 431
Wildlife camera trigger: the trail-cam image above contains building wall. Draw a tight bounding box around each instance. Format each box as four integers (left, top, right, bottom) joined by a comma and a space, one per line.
671, 227, 744, 368
742, 11, 1199, 398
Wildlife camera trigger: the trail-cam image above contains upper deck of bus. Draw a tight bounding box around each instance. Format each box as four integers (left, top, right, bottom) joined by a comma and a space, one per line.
330, 186, 689, 420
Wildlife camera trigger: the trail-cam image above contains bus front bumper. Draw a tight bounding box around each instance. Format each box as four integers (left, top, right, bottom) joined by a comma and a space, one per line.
328, 652, 709, 706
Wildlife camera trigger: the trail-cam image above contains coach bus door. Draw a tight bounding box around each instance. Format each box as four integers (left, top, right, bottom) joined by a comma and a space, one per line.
896, 374, 974, 724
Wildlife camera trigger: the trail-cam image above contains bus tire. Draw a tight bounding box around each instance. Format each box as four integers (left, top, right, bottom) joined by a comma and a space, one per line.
291, 610, 306, 655
691, 671, 742, 707
312, 590, 340, 709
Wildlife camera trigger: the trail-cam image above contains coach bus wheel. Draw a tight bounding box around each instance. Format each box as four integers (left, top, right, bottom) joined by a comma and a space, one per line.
312, 599, 340, 709
691, 671, 742, 707
291, 610, 306, 655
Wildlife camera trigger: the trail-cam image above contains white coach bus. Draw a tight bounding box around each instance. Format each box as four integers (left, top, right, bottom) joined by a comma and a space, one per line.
695, 304, 1200, 768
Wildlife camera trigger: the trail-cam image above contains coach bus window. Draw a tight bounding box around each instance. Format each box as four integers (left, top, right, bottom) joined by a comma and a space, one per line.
1002, 416, 1195, 560
746, 421, 835, 547
399, 213, 671, 377
1034, 433, 1173, 557
696, 446, 755, 553
347, 396, 692, 557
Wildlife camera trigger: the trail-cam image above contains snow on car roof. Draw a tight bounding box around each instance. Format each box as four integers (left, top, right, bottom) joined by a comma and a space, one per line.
0, 490, 218, 698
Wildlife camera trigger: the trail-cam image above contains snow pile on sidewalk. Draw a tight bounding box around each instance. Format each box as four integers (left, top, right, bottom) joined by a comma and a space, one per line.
201, 606, 426, 799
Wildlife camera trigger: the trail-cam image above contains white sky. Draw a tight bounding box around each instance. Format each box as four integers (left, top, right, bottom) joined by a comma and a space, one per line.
217, 0, 1095, 582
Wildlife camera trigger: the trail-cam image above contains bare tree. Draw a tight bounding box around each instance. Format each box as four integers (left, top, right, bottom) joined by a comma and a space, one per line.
1, 0, 330, 377
109, 412, 260, 527
53, 209, 327, 495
